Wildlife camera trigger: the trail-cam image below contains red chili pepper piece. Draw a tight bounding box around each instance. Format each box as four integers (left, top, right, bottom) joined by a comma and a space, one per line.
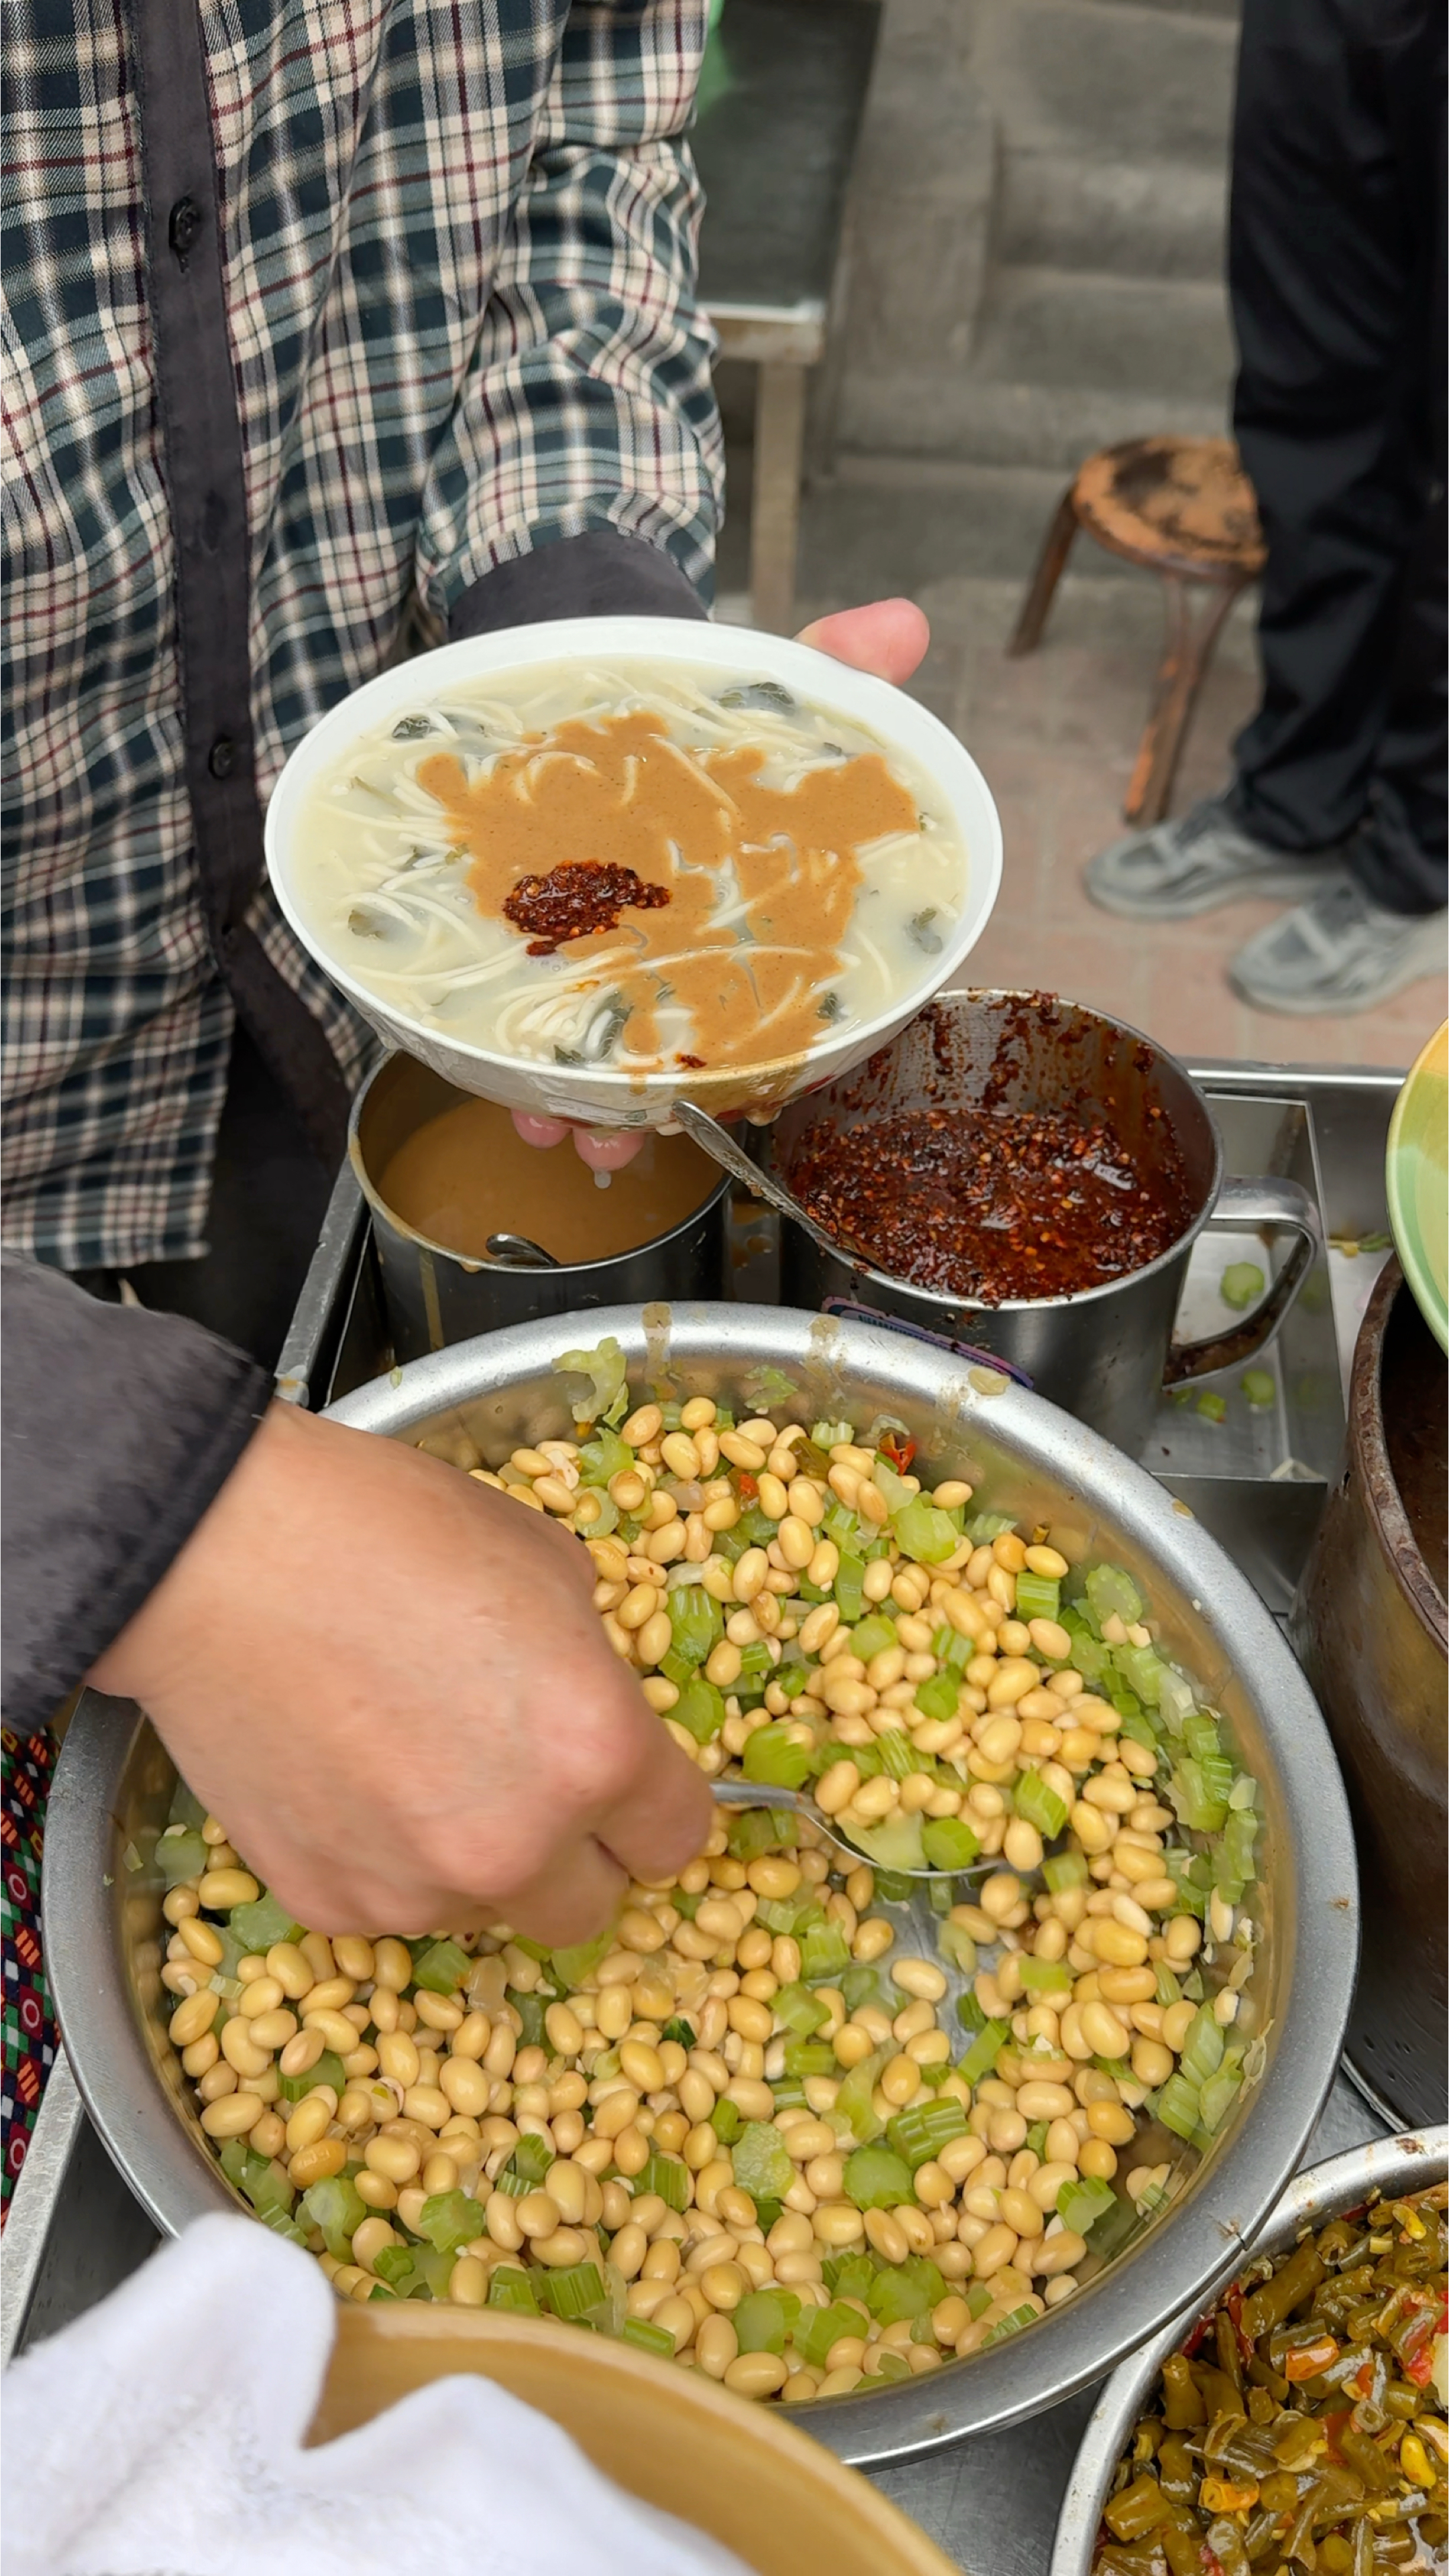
1225, 2283, 1255, 2369
877, 1432, 916, 1474
736, 1473, 759, 1503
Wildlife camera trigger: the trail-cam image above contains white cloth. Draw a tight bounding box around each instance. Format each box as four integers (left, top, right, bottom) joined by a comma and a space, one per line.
3, 2216, 755, 2576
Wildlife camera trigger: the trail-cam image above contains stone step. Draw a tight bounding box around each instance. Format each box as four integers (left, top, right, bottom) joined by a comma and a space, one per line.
972, 264, 1234, 405
838, 362, 1229, 477
996, 147, 1228, 280
969, 0, 1238, 168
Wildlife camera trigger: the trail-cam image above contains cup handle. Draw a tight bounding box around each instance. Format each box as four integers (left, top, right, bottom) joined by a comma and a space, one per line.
1163, 1175, 1324, 1385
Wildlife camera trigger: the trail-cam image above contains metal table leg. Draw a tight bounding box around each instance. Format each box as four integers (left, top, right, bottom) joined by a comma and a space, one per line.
751, 360, 809, 633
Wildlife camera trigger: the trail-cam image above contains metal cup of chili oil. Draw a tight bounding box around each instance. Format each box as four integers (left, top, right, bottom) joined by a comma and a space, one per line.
757, 990, 1321, 1458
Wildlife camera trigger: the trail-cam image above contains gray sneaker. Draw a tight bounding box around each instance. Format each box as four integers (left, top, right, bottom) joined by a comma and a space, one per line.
1085, 794, 1348, 921
1229, 878, 1448, 1015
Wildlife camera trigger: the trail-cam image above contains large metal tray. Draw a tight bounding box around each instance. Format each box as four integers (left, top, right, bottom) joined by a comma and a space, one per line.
5, 1057, 1408, 2575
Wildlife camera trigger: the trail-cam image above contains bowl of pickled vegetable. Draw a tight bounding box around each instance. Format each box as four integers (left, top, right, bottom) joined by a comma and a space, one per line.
1053, 2129, 1449, 2576
46, 1305, 1360, 2465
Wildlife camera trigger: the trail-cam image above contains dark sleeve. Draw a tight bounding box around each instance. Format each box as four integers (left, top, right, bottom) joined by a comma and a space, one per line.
449, 527, 709, 639
1, 1256, 271, 1729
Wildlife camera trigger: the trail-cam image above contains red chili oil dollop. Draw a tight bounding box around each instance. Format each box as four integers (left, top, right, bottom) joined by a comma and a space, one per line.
502, 861, 670, 956
786, 1104, 1194, 1302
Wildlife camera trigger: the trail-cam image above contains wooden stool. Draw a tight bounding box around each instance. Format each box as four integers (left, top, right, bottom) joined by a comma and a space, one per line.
1008, 435, 1266, 826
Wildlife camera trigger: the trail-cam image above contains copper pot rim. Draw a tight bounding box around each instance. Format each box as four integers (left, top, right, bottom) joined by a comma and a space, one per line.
1352, 1254, 1448, 1650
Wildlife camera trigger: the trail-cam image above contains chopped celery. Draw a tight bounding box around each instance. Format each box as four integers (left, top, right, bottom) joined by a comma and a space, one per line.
1024, 2121, 1049, 2161
834, 1554, 865, 1622
892, 1498, 961, 1564
1196, 1392, 1228, 1424
505, 2134, 556, 2189
839, 1962, 891, 2016
553, 1336, 627, 1422
773, 1982, 830, 2037
540, 2261, 605, 2321
709, 2098, 742, 2145
302, 2174, 367, 2261
733, 2288, 802, 2355
417, 2189, 480, 2254
1197, 2051, 1244, 2134
965, 2282, 994, 2320
955, 1992, 987, 2037
912, 1671, 961, 1725
668, 1585, 723, 1669
982, 2303, 1037, 2349
1019, 1954, 1070, 1994
1057, 2174, 1118, 2237
1042, 1849, 1089, 1894
736, 1638, 775, 1692
932, 1624, 972, 1674
773, 1660, 812, 1703
168, 1780, 208, 1831
877, 1729, 929, 1781
622, 2317, 676, 2357
731, 2123, 794, 2201
964, 1511, 1016, 1543
1114, 1644, 1165, 1706
845, 1814, 927, 1874
508, 1990, 547, 2048
797, 2300, 868, 2371
671, 1676, 727, 1743
1117, 1704, 1163, 1756
936, 1921, 977, 1975
549, 1927, 614, 1990
835, 2046, 890, 2143
1220, 1262, 1265, 1311
1241, 1368, 1275, 1408
1083, 1564, 1144, 1627
413, 1939, 470, 1995
1171, 1755, 1232, 1833
928, 1872, 953, 1917
489, 2266, 541, 2313
866, 2257, 944, 2324
638, 2153, 690, 2212
372, 2244, 419, 2290
957, 2019, 1009, 2086
280, 2048, 346, 2104
920, 1816, 981, 1872
659, 2016, 697, 2049
782, 2038, 836, 2080
1179, 2002, 1226, 2088
1156, 2071, 1203, 2141
800, 1921, 851, 1983
869, 1864, 913, 1900
849, 1615, 899, 1664
726, 1806, 796, 1860
1012, 1570, 1061, 1623
157, 1827, 209, 1888
258, 2206, 311, 2247
227, 1892, 303, 1953
1012, 1771, 1069, 1839
887, 2098, 969, 2170
1155, 1963, 1183, 2006
741, 1725, 813, 1791
843, 2145, 915, 2209
821, 2252, 875, 2302
812, 1419, 854, 1448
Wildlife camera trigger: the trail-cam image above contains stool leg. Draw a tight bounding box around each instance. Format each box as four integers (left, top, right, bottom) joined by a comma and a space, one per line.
751, 362, 808, 634
1006, 486, 1078, 657
1125, 575, 1243, 826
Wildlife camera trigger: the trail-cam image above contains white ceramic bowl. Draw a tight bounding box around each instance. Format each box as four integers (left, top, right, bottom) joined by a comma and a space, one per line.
264, 616, 1003, 1128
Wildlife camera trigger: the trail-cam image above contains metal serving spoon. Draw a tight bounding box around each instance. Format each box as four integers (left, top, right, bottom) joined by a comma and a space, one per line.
708, 1776, 989, 1884
673, 1099, 867, 1272
486, 1231, 559, 1267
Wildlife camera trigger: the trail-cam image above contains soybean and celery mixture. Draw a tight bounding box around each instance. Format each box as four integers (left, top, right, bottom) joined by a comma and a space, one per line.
1095, 2186, 1447, 2574
155, 1347, 1266, 2406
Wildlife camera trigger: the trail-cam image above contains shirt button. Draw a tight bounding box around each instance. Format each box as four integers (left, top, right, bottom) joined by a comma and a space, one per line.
208, 735, 235, 779
168, 196, 203, 261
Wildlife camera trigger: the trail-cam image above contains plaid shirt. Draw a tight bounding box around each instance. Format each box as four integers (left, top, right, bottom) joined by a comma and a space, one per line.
2, 0, 722, 1273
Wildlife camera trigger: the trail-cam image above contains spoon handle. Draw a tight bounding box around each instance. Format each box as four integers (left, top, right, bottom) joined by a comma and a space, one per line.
673, 1099, 851, 1271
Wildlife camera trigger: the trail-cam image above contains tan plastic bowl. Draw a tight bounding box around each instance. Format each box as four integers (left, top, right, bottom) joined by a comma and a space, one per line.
311, 2302, 957, 2576
263, 616, 1003, 1128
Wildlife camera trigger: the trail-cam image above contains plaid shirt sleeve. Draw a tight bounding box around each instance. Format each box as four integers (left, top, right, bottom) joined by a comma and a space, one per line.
416, 0, 722, 624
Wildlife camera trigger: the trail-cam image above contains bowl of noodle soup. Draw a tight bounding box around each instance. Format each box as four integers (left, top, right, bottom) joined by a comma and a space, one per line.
265, 616, 1003, 1128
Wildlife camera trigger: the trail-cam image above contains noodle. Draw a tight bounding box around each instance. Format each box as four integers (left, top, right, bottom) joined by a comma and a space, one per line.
289, 659, 967, 1075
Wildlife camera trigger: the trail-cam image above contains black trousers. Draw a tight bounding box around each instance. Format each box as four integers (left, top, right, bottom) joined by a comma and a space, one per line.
72, 1025, 337, 1372
1228, 0, 1447, 914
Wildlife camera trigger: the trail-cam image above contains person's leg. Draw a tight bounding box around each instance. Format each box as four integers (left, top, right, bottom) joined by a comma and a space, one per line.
1088, 0, 1446, 948
1229, 0, 1444, 877
126, 1022, 337, 1371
